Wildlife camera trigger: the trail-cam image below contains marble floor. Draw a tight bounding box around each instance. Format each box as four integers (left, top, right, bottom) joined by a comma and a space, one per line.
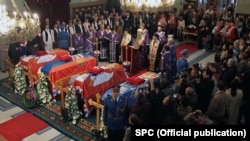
0, 48, 215, 141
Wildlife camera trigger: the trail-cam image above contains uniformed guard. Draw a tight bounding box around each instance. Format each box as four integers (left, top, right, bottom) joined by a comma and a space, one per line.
177, 48, 189, 76
103, 85, 129, 141
57, 24, 70, 50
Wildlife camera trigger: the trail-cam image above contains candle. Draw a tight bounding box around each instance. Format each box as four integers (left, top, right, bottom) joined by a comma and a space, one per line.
24, 11, 28, 20
13, 11, 17, 19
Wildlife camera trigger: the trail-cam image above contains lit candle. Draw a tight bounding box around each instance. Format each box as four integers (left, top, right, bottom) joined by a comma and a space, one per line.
37, 15, 40, 23
13, 11, 17, 19
33, 13, 39, 23
24, 11, 28, 20
31, 19, 35, 25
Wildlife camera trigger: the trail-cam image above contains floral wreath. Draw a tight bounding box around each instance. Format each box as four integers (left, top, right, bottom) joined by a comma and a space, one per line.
13, 64, 27, 95
122, 61, 131, 66
94, 50, 100, 55
65, 86, 82, 125
21, 87, 38, 109
13, 64, 39, 108
36, 72, 56, 105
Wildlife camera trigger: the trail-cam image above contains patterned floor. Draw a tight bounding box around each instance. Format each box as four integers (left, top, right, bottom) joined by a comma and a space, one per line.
0, 48, 215, 141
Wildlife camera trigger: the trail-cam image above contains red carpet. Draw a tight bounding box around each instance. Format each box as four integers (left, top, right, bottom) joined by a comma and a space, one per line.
0, 112, 48, 141
176, 42, 197, 59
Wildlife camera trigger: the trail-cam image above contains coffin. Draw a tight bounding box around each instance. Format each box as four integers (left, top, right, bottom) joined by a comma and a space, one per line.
41, 53, 96, 86
19, 49, 69, 83
73, 63, 127, 115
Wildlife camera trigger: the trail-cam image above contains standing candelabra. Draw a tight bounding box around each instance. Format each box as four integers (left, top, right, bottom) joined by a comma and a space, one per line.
94, 38, 100, 66
69, 35, 75, 55
122, 46, 131, 76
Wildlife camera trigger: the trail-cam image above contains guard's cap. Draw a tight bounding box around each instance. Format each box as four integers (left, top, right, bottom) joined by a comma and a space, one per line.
181, 48, 188, 55
59, 24, 65, 29
112, 85, 121, 92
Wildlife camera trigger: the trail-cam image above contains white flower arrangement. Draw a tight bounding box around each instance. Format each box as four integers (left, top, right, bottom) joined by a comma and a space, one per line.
122, 61, 131, 66
187, 24, 196, 29
36, 72, 56, 105
13, 64, 27, 95
69, 47, 75, 52
65, 86, 82, 125
94, 50, 100, 55
69, 47, 75, 55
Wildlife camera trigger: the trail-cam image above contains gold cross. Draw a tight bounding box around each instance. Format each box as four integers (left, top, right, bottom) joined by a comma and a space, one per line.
88, 93, 104, 130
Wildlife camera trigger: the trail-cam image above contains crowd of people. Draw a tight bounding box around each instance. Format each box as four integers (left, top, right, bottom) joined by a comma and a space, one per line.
101, 3, 250, 141
6, 1, 250, 141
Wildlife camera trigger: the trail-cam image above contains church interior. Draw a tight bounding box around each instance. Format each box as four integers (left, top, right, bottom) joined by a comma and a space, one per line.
1, 0, 250, 140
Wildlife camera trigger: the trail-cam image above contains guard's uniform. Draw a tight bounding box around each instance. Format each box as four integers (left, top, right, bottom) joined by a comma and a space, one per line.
103, 95, 129, 141
177, 57, 188, 75
177, 48, 189, 76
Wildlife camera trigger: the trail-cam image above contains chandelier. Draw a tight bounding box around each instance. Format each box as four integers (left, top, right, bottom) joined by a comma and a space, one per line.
0, 0, 40, 45
120, 0, 174, 11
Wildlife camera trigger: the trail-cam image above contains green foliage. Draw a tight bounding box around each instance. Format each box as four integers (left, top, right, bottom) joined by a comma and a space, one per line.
36, 72, 56, 105
13, 64, 27, 95
65, 86, 82, 125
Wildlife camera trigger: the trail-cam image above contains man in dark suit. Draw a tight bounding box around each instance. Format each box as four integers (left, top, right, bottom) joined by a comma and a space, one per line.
8, 42, 21, 66
8, 34, 33, 65
28, 33, 43, 55
123, 11, 133, 31
103, 85, 129, 141
75, 19, 85, 35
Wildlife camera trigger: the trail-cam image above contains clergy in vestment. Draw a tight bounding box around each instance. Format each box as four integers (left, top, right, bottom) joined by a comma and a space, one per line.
85, 24, 97, 43
134, 28, 146, 70
139, 23, 150, 69
96, 24, 108, 61
168, 36, 177, 81
72, 31, 84, 54
155, 26, 167, 45
120, 28, 132, 62
158, 45, 173, 84
148, 33, 160, 72
83, 33, 95, 55
106, 28, 121, 63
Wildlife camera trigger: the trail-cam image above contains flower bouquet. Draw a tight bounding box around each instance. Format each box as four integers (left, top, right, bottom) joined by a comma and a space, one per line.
64, 86, 82, 125
13, 64, 27, 95
186, 24, 197, 33
187, 24, 196, 29
36, 72, 56, 106
122, 60, 131, 67
69, 47, 75, 55
94, 50, 100, 56
122, 61, 131, 74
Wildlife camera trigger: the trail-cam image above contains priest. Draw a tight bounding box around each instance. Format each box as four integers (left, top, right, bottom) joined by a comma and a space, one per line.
106, 28, 121, 63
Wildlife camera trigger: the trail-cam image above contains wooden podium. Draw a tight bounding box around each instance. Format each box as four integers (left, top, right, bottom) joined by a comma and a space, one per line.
121, 45, 139, 76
